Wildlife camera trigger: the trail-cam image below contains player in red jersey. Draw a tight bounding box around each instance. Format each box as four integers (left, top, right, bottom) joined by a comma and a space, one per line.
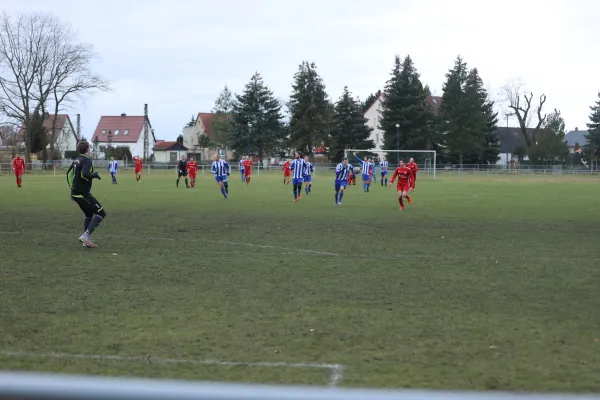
12, 153, 25, 188
134, 156, 143, 182
368, 163, 374, 185
406, 157, 419, 191
282, 159, 291, 185
242, 156, 253, 185
187, 157, 198, 187
347, 168, 356, 186
389, 160, 414, 210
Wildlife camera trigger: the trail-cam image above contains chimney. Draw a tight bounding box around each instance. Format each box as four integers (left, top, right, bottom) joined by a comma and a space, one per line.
121, 113, 126, 117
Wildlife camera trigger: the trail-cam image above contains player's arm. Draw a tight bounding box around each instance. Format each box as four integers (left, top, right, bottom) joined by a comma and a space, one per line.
210, 162, 217, 174
81, 158, 96, 180
409, 169, 416, 189
225, 161, 231, 175
66, 163, 74, 188
353, 152, 363, 163
389, 170, 398, 185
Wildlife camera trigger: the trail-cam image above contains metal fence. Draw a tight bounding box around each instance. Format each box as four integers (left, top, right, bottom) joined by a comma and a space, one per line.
1, 372, 599, 400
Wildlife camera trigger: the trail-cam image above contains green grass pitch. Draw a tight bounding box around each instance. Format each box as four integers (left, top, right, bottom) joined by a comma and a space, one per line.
1, 169, 599, 391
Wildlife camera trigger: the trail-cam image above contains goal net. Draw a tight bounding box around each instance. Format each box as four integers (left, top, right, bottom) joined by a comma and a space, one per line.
343, 149, 437, 180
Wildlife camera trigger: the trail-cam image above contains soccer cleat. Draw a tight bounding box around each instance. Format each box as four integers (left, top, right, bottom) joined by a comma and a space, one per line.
407, 197, 412, 205
79, 234, 98, 248
399, 206, 404, 211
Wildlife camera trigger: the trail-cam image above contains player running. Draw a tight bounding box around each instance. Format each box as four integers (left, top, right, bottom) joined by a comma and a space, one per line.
389, 160, 414, 210
211, 154, 230, 199
107, 157, 119, 184
379, 157, 389, 186
242, 155, 253, 185
334, 157, 354, 205
187, 157, 198, 188
12, 153, 25, 188
66, 141, 105, 248
133, 156, 143, 182
289, 152, 307, 203
282, 158, 291, 185
353, 152, 373, 192
406, 157, 419, 191
239, 156, 245, 182
176, 155, 189, 188
303, 155, 314, 195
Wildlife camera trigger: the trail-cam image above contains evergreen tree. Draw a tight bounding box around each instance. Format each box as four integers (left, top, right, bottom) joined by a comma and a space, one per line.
423, 84, 432, 96
585, 92, 600, 165
361, 90, 382, 113
287, 61, 332, 155
440, 56, 478, 166
465, 68, 500, 164
231, 72, 284, 159
211, 85, 235, 149
184, 115, 196, 128
379, 55, 432, 162
176, 134, 184, 145
329, 86, 374, 162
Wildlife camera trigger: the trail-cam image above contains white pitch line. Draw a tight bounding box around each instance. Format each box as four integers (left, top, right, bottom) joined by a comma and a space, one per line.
0, 350, 343, 387
1, 230, 598, 262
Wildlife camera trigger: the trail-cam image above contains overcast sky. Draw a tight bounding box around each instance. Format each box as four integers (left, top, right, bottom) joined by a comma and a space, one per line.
2, 0, 598, 140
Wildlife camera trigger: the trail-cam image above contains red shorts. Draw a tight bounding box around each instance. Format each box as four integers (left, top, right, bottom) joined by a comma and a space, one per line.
396, 183, 409, 192
14, 171, 23, 177
135, 168, 141, 173
284, 171, 290, 177
245, 170, 251, 176
189, 173, 197, 179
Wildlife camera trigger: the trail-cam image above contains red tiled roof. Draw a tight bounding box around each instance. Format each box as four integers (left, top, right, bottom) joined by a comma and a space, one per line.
17, 114, 73, 140
91, 116, 146, 143
197, 113, 216, 138
153, 141, 188, 151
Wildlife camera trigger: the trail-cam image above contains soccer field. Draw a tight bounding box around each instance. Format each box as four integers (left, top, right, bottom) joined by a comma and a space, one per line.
1, 170, 599, 392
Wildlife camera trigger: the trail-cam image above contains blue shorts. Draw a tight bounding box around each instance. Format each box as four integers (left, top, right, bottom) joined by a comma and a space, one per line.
240, 169, 244, 174
214, 175, 228, 183
304, 175, 312, 183
362, 174, 371, 181
292, 177, 304, 185
334, 179, 347, 191
381, 170, 388, 176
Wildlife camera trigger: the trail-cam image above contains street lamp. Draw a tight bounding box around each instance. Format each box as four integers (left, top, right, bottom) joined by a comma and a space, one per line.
395, 123, 400, 163
247, 122, 252, 156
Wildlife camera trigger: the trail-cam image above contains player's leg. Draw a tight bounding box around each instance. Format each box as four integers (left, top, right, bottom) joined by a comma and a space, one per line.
338, 182, 346, 204
297, 179, 303, 200
16, 172, 21, 187
334, 181, 340, 204
397, 189, 404, 210
404, 190, 412, 205
184, 172, 189, 188
216, 177, 227, 198
176, 172, 181, 187
223, 179, 229, 194
246, 172, 251, 184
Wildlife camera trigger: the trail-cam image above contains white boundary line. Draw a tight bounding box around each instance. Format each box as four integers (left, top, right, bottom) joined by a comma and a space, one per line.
0, 350, 343, 387
1, 230, 598, 262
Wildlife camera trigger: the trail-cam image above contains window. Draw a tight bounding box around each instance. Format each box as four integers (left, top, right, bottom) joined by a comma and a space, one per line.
218, 149, 225, 156
123, 129, 129, 135
170, 152, 178, 162
102, 129, 106, 135
114, 130, 119, 136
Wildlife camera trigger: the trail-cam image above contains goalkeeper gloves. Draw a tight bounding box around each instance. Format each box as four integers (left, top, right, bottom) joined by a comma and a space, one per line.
92, 172, 102, 180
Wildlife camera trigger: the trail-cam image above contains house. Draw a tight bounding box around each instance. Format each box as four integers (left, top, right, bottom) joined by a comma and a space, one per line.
182, 112, 234, 161
494, 127, 529, 165
17, 114, 77, 159
153, 141, 188, 163
565, 127, 589, 153
363, 93, 442, 156
91, 113, 156, 159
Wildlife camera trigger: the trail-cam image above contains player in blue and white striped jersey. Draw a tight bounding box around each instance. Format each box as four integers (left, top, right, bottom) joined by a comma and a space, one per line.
353, 152, 373, 193
303, 155, 314, 195
211, 154, 231, 199
106, 157, 119, 184
334, 158, 354, 205
289, 152, 307, 202
379, 156, 389, 186
238, 156, 245, 182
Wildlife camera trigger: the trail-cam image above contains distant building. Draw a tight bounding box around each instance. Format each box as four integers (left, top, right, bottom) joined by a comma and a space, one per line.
565, 127, 589, 153
153, 141, 188, 163
182, 112, 233, 161
91, 113, 157, 159
363, 93, 442, 156
17, 114, 77, 159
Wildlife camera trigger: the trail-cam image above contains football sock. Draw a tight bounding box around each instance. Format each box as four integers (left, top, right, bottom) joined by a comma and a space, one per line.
293, 184, 298, 200
224, 181, 229, 193
86, 214, 104, 235
407, 195, 412, 203
220, 186, 227, 197
339, 190, 344, 202
185, 178, 188, 187
335, 191, 339, 203
176, 178, 179, 187
305, 185, 309, 195
399, 197, 404, 207
363, 183, 367, 192
298, 183, 302, 196
84, 217, 92, 231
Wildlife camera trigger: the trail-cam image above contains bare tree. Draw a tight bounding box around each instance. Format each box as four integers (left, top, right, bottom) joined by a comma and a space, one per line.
0, 12, 109, 163
501, 79, 547, 147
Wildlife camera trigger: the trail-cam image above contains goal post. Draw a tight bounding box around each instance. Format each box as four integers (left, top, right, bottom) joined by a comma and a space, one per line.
343, 149, 436, 180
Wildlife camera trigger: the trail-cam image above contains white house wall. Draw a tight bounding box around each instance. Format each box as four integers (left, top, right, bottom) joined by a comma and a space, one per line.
364, 97, 385, 156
